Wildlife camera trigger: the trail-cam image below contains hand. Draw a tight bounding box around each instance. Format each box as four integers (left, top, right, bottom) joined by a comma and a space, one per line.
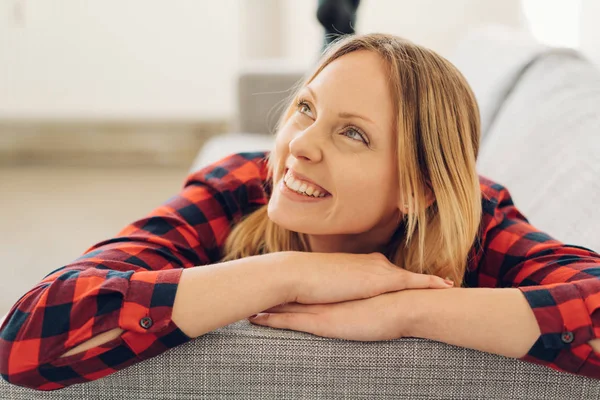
248, 291, 413, 341
284, 251, 453, 305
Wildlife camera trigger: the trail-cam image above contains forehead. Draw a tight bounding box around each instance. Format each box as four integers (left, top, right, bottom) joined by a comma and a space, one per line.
305, 50, 394, 128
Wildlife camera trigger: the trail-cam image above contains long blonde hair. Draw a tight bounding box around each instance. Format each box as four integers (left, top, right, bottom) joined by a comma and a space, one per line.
223, 33, 481, 287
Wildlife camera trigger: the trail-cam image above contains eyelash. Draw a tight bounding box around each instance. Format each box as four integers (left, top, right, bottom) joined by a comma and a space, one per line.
295, 99, 370, 146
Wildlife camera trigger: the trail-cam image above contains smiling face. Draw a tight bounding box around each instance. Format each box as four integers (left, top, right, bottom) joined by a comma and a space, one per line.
267, 50, 403, 254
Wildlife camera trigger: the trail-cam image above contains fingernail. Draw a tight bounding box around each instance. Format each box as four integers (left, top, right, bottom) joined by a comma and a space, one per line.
249, 314, 258, 318
444, 279, 454, 286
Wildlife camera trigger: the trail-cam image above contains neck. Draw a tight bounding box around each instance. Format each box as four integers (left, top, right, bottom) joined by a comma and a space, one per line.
306, 212, 404, 255
307, 233, 388, 254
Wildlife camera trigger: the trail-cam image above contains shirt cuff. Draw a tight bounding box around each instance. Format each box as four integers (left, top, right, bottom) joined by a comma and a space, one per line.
518, 282, 595, 372
119, 269, 183, 334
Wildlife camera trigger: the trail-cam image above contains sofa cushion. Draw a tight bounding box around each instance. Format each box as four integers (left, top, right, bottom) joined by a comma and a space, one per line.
476, 51, 600, 252
449, 25, 554, 142
189, 132, 274, 174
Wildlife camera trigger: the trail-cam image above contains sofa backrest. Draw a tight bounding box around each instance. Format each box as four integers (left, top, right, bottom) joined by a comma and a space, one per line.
476, 51, 600, 252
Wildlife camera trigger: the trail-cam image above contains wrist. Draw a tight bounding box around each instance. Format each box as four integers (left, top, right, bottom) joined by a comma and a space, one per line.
399, 289, 425, 338
265, 251, 302, 304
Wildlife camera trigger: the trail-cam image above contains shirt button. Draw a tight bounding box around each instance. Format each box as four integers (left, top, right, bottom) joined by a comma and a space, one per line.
140, 317, 153, 329
561, 331, 574, 344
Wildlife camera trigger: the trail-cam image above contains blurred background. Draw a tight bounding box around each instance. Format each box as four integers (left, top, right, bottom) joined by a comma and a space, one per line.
1, 0, 599, 316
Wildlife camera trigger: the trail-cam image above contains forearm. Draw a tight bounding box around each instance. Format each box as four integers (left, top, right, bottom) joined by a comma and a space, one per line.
63, 253, 294, 357
405, 287, 541, 359
172, 252, 295, 338
405, 286, 600, 358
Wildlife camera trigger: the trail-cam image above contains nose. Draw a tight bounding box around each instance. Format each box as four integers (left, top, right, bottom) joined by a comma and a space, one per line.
288, 126, 323, 163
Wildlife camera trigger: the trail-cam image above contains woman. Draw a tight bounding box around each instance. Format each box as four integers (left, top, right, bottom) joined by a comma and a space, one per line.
1, 33, 600, 391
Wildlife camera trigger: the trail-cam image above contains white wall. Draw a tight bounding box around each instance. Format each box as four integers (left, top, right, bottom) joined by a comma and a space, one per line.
581, 0, 600, 66
6, 0, 595, 121
241, 0, 284, 60
0, 0, 240, 120
281, 1, 322, 67
359, 0, 525, 58
281, 0, 525, 68
519, 0, 599, 65
521, 0, 581, 48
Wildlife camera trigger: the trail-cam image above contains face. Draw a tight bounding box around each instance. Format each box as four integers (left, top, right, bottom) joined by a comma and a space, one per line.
267, 50, 402, 253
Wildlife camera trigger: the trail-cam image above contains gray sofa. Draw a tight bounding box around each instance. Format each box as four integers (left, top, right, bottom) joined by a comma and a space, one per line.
3, 26, 600, 399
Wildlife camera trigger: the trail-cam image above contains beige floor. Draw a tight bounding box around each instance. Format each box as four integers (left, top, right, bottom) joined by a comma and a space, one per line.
0, 164, 190, 317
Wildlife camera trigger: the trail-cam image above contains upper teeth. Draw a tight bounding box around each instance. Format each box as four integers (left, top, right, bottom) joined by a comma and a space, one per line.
284, 171, 327, 197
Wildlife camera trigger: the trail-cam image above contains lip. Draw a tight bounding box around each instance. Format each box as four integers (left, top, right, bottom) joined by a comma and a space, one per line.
284, 168, 331, 196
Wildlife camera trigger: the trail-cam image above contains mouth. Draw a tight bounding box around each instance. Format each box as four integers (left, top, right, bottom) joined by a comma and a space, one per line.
281, 168, 332, 199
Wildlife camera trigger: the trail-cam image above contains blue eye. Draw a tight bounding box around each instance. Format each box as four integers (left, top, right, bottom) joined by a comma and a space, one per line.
345, 128, 362, 141
344, 127, 369, 145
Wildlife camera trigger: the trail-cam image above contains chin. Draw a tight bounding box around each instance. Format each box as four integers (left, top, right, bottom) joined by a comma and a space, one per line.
267, 200, 327, 235
268, 203, 310, 234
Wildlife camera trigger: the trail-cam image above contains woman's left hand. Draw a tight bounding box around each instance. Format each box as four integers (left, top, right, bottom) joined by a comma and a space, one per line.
248, 291, 412, 341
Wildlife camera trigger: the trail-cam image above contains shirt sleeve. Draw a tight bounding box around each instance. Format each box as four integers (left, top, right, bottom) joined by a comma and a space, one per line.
471, 177, 600, 380
0, 151, 270, 391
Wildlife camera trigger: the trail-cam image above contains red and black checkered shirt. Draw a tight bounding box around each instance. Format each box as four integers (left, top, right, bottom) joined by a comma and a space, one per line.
1, 151, 600, 390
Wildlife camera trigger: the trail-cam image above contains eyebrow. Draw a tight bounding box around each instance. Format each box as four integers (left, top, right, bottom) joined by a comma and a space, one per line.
305, 86, 376, 125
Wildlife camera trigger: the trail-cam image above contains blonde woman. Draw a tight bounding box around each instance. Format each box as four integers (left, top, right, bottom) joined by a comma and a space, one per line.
2, 33, 600, 390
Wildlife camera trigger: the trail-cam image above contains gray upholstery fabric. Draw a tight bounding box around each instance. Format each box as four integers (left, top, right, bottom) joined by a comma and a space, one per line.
476, 51, 600, 252
2, 320, 599, 399
448, 25, 551, 141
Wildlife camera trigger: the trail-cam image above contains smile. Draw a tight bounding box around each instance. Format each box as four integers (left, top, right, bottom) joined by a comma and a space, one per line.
280, 168, 332, 201
284, 169, 331, 197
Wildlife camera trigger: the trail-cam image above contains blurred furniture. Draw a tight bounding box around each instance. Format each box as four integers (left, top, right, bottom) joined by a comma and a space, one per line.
189, 60, 303, 169
3, 26, 600, 399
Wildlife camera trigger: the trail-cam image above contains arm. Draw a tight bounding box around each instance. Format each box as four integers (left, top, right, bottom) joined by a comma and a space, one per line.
60, 253, 295, 356
405, 286, 600, 359
171, 253, 294, 338
407, 177, 600, 380
0, 152, 274, 390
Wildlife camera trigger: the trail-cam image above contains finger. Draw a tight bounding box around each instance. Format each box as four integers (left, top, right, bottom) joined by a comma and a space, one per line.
398, 271, 453, 290
261, 303, 323, 314
248, 313, 322, 335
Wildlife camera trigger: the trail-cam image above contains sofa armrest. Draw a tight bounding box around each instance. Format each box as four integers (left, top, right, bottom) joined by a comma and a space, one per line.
189, 133, 275, 174
3, 320, 598, 398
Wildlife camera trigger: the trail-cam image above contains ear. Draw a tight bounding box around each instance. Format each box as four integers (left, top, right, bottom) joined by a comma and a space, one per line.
424, 180, 436, 207
400, 182, 436, 213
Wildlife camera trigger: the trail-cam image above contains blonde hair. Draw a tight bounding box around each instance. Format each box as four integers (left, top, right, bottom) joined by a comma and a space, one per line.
223, 33, 481, 287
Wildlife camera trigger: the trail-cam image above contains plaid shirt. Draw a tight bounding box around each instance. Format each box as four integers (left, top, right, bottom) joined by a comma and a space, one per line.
1, 151, 599, 390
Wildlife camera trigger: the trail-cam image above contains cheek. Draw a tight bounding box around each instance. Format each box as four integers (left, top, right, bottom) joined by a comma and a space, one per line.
336, 169, 398, 217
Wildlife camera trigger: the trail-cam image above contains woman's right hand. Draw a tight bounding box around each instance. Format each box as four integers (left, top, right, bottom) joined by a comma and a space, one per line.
283, 251, 453, 305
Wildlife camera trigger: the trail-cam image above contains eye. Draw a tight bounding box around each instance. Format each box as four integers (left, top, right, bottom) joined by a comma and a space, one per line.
295, 98, 370, 146
296, 99, 314, 118
343, 127, 369, 145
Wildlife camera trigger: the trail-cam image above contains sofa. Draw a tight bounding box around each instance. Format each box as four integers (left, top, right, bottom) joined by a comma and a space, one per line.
3, 26, 600, 399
